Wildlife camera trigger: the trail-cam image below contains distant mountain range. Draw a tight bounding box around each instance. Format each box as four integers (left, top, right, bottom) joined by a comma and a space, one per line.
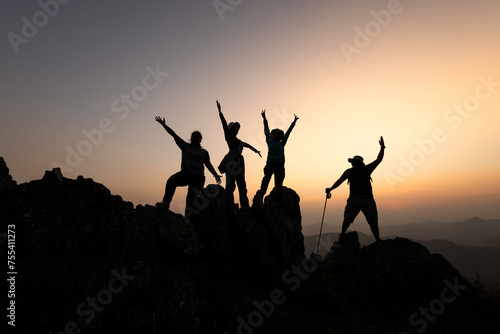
304, 231, 500, 285
303, 217, 500, 248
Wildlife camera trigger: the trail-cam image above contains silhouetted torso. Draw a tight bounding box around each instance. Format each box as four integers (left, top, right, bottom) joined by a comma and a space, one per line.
226, 135, 244, 155
175, 137, 208, 176
264, 119, 295, 163
343, 161, 380, 198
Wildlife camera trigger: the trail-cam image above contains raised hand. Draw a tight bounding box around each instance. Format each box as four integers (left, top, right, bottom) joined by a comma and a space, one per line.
379, 136, 385, 148
216, 100, 222, 113
261, 110, 266, 119
294, 114, 299, 122
155, 116, 166, 126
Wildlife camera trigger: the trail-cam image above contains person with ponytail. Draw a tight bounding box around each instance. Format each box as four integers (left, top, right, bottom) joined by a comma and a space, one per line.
216, 100, 261, 209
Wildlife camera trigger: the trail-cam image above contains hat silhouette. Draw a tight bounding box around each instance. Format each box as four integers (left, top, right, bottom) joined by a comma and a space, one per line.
348, 155, 364, 163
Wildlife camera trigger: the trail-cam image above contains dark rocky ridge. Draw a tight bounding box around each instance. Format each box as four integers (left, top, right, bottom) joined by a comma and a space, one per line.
1, 157, 499, 334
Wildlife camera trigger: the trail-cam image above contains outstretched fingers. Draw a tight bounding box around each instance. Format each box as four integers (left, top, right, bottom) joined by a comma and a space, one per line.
155, 116, 165, 124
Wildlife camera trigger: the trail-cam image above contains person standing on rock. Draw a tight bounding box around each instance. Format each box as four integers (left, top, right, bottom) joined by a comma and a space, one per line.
155, 116, 221, 215
216, 100, 261, 209
326, 137, 385, 242
256, 110, 299, 201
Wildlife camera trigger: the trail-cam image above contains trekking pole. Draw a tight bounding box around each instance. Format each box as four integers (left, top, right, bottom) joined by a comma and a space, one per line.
316, 192, 331, 254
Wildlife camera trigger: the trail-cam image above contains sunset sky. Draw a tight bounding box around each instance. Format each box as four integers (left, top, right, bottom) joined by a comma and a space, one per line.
1, 0, 499, 231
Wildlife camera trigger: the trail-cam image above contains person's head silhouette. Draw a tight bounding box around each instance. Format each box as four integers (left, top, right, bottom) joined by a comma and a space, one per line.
190, 131, 202, 147
227, 122, 240, 136
348, 155, 364, 168
271, 128, 284, 141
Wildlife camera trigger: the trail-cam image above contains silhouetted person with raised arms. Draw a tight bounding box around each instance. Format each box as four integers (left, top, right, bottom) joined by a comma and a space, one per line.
216, 100, 261, 209
155, 116, 221, 215
256, 110, 299, 201
326, 136, 385, 242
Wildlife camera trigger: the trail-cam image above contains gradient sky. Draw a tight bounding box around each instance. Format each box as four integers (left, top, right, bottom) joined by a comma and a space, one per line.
1, 0, 499, 231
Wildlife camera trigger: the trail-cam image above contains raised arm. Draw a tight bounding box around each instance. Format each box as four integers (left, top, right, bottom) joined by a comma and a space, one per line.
204, 153, 222, 184
155, 116, 182, 143
217, 100, 228, 132
282, 114, 299, 145
243, 142, 262, 157
373, 136, 385, 165
261, 110, 270, 139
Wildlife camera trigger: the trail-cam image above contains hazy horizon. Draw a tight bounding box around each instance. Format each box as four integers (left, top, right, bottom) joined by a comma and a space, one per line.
2, 0, 499, 228
3, 158, 498, 232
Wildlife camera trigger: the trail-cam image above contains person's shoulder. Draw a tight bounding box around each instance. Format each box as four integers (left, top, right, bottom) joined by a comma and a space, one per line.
175, 137, 187, 148
342, 168, 353, 176
232, 137, 242, 145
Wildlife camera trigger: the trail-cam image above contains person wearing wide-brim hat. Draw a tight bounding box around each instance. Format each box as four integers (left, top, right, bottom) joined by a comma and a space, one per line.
256, 110, 299, 201
326, 137, 385, 242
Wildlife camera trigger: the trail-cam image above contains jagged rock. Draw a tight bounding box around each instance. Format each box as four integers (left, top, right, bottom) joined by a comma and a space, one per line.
131, 204, 202, 258
0, 156, 16, 189
305, 232, 497, 332
1, 158, 499, 334
191, 186, 305, 272
0, 158, 21, 227
190, 184, 233, 255
262, 187, 305, 266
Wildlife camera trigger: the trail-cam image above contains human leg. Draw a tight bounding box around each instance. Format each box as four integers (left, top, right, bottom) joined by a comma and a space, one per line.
361, 198, 381, 241
341, 197, 361, 235
236, 157, 249, 207
272, 162, 286, 202
259, 163, 274, 196
225, 173, 237, 206
163, 171, 190, 206
236, 172, 249, 208
370, 224, 381, 242
274, 162, 285, 189
185, 174, 206, 215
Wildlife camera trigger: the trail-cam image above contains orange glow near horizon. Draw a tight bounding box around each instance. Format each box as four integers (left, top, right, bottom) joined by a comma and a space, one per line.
2, 0, 500, 226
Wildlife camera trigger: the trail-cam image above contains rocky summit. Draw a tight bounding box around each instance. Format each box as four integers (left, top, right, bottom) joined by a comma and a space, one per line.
1, 158, 499, 334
